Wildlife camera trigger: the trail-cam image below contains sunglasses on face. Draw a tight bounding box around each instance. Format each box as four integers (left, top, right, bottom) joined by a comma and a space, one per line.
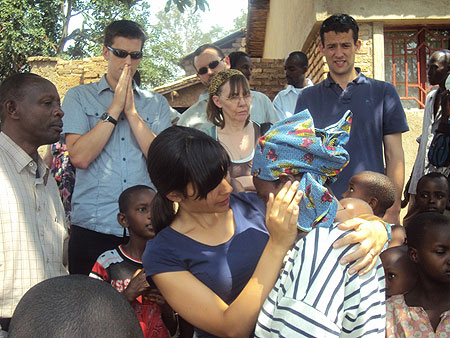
197, 57, 224, 75
106, 46, 143, 60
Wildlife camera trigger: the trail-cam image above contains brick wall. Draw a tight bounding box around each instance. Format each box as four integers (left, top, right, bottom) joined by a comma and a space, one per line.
249, 57, 285, 100
28, 56, 107, 99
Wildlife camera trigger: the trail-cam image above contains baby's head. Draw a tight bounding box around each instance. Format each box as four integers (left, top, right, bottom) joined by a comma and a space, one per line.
406, 212, 450, 285
341, 171, 395, 218
415, 172, 449, 214
118, 185, 156, 240
380, 246, 416, 297
339, 197, 373, 218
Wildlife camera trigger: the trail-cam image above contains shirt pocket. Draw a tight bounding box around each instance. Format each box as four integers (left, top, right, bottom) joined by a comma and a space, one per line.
84, 107, 103, 130
136, 101, 158, 131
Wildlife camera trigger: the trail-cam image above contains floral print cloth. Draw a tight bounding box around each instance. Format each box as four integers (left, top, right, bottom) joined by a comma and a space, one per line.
252, 109, 352, 231
386, 294, 450, 337
51, 141, 76, 222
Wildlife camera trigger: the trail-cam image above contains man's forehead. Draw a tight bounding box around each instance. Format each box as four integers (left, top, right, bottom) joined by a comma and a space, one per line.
194, 48, 221, 66
323, 30, 355, 44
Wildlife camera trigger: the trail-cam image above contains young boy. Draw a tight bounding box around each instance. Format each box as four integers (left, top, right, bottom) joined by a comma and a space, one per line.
380, 246, 416, 298
90, 185, 177, 338
403, 172, 450, 226
341, 170, 396, 218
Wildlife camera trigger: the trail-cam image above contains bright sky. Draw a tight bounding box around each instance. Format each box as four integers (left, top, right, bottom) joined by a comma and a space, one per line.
147, 0, 248, 32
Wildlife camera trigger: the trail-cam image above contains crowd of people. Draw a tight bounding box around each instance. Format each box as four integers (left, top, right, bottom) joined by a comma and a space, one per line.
0, 12, 449, 338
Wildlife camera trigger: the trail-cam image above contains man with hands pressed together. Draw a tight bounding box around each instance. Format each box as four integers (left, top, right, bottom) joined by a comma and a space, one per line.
62, 20, 171, 275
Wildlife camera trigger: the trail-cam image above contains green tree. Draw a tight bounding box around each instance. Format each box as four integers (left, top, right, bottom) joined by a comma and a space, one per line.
0, 0, 209, 81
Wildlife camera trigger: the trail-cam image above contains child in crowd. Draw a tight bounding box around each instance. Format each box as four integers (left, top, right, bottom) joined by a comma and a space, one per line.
341, 170, 395, 218
404, 173, 450, 226
90, 185, 177, 338
339, 197, 373, 218
341, 171, 406, 246
380, 246, 416, 298
386, 212, 450, 337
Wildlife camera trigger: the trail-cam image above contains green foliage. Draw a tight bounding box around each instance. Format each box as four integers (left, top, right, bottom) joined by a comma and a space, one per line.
0, 0, 246, 88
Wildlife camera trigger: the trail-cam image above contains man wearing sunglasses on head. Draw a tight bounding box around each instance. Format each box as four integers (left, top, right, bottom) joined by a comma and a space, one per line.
61, 20, 172, 275
178, 44, 279, 131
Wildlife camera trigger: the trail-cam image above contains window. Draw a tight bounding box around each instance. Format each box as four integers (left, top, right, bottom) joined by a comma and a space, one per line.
384, 27, 450, 109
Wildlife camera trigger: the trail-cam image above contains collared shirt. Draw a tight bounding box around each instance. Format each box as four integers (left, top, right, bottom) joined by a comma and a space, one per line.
0, 132, 68, 318
62, 76, 171, 236
295, 70, 409, 198
177, 90, 280, 131
255, 223, 386, 337
273, 79, 314, 120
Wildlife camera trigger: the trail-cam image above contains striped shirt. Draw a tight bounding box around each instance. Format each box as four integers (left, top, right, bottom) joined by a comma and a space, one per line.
255, 223, 386, 337
0, 132, 68, 318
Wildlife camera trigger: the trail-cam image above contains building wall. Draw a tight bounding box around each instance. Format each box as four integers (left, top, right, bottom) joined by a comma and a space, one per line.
264, 0, 450, 60
249, 58, 285, 100
28, 56, 107, 99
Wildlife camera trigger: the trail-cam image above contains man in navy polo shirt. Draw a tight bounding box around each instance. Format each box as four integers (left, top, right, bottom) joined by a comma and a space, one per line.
295, 14, 409, 224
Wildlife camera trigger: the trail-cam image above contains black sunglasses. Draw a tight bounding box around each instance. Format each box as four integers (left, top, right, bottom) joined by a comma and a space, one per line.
106, 46, 143, 60
197, 57, 224, 75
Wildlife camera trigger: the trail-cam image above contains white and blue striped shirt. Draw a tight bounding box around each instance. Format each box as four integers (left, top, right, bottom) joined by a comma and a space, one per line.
255, 223, 386, 337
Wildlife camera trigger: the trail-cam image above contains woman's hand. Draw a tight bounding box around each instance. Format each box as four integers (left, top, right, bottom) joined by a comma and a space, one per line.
265, 181, 303, 252
334, 215, 388, 276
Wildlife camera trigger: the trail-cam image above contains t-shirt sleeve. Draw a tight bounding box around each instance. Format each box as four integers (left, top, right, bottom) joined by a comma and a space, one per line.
62, 87, 91, 136
89, 259, 110, 282
142, 232, 187, 278
382, 82, 409, 135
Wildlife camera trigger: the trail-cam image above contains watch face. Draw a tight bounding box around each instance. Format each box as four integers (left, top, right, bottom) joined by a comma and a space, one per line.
100, 112, 117, 125
100, 112, 109, 121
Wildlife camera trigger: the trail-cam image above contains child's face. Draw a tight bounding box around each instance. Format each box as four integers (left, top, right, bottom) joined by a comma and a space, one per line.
125, 189, 156, 240
341, 174, 370, 202
380, 247, 416, 297
414, 225, 450, 284
415, 177, 449, 213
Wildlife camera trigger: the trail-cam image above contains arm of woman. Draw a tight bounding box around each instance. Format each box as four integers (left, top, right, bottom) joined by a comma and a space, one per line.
153, 182, 302, 338
334, 216, 389, 275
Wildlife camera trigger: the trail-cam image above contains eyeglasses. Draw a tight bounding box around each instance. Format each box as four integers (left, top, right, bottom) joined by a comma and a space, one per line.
106, 46, 143, 60
197, 57, 224, 75
222, 94, 252, 104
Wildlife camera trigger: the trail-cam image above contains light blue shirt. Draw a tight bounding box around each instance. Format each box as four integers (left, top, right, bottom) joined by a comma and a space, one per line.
273, 79, 314, 120
62, 76, 171, 236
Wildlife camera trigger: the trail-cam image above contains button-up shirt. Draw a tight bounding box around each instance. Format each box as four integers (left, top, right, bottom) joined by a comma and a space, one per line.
273, 79, 314, 120
177, 90, 280, 131
62, 76, 171, 236
0, 132, 68, 318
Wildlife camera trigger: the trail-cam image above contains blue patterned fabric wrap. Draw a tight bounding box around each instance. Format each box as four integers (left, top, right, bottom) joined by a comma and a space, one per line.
252, 109, 352, 231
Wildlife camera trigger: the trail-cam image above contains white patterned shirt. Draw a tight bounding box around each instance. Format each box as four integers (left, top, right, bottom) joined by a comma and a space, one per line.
255, 223, 386, 337
0, 132, 68, 318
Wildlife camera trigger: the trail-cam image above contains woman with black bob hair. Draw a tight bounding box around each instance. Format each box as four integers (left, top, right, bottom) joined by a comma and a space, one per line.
142, 125, 302, 338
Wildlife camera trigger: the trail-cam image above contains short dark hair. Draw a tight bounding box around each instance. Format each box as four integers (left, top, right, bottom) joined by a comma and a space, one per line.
0, 73, 48, 122
207, 72, 250, 128
355, 171, 395, 217
118, 185, 155, 213
104, 20, 146, 48
192, 44, 225, 70
320, 14, 359, 45
406, 212, 450, 250
228, 51, 250, 69
417, 172, 450, 193
147, 126, 230, 233
287, 51, 308, 68
8, 275, 143, 338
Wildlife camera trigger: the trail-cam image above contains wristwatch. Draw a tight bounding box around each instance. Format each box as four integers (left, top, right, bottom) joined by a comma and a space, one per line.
100, 112, 117, 126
